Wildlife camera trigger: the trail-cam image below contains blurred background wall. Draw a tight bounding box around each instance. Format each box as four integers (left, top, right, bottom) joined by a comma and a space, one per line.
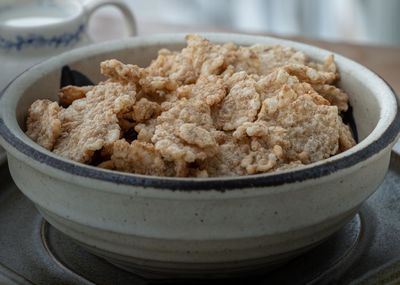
87, 0, 400, 46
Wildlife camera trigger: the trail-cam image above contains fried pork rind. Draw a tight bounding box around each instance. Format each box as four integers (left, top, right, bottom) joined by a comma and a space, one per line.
131, 98, 161, 123
139, 34, 236, 94
179, 75, 227, 106
240, 145, 283, 174
111, 139, 165, 176
59, 85, 93, 107
284, 64, 337, 85
233, 121, 289, 149
312, 84, 349, 112
338, 117, 357, 152
308, 54, 337, 74
215, 73, 261, 130
25, 34, 356, 178
152, 99, 218, 168
101, 59, 141, 83
255, 67, 340, 106
53, 82, 136, 163
258, 85, 340, 163
255, 69, 300, 101
26, 100, 62, 150
233, 45, 308, 75
233, 121, 290, 173
97, 160, 115, 170
135, 118, 157, 143
204, 132, 250, 177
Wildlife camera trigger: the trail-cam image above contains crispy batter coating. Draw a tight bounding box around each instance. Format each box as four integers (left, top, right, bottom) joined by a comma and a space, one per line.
258, 85, 340, 163
241, 146, 280, 174
26, 34, 356, 177
59, 85, 93, 107
308, 55, 337, 74
152, 99, 218, 166
338, 117, 357, 152
26, 100, 62, 150
138, 36, 205, 93
186, 75, 227, 106
312, 84, 349, 112
101, 59, 141, 83
233, 45, 308, 75
233, 122, 290, 173
233, 121, 289, 149
131, 98, 161, 123
135, 118, 157, 143
284, 64, 337, 85
215, 73, 261, 130
111, 139, 165, 175
97, 160, 115, 170
255, 69, 299, 101
53, 82, 136, 163
204, 133, 250, 177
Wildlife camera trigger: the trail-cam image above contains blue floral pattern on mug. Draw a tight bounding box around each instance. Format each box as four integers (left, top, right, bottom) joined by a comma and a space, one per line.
0, 24, 85, 51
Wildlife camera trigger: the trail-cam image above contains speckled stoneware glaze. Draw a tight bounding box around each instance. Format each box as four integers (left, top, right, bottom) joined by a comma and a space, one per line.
0, 34, 399, 279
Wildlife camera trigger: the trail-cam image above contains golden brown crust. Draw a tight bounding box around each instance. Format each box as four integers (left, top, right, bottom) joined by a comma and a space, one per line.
232, 45, 308, 75
204, 135, 250, 177
59, 85, 93, 107
257, 84, 340, 164
312, 84, 349, 112
131, 98, 161, 123
151, 99, 218, 165
338, 117, 357, 152
284, 64, 337, 85
101, 59, 142, 83
111, 140, 166, 176
308, 54, 337, 74
215, 73, 261, 131
53, 82, 136, 163
26, 100, 62, 150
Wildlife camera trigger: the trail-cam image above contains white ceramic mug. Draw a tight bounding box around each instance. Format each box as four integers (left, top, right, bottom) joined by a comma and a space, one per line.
0, 0, 137, 163
0, 0, 136, 86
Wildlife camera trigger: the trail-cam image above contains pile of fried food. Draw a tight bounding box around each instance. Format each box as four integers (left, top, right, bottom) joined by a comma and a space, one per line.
26, 35, 356, 177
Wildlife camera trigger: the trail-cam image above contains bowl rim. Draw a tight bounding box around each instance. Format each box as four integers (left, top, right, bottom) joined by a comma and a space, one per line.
0, 33, 399, 191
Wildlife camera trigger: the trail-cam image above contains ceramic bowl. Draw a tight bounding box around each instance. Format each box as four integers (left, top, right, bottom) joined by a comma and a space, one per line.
0, 34, 399, 279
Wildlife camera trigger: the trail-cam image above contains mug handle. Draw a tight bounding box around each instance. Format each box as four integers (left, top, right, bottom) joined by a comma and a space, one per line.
83, 0, 137, 37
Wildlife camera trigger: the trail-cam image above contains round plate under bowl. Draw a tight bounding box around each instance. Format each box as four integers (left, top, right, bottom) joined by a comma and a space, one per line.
38, 205, 358, 280
42, 212, 367, 283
